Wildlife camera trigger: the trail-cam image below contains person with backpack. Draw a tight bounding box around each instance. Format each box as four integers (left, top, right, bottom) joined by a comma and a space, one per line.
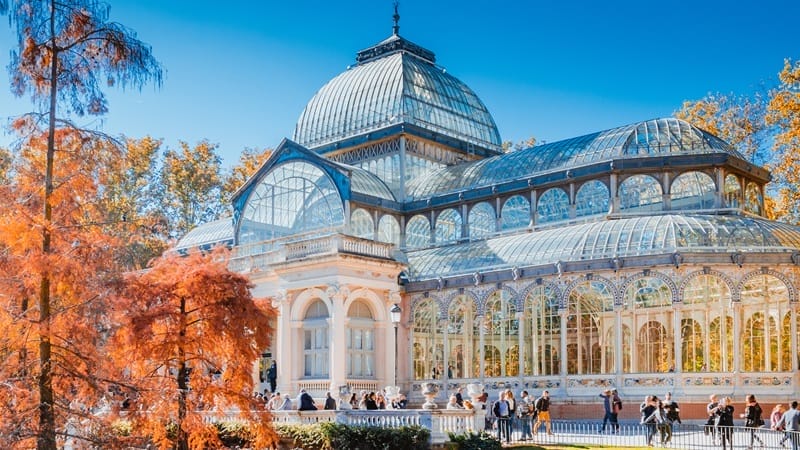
611, 389, 622, 433
741, 394, 765, 448
532, 390, 553, 435
599, 389, 614, 433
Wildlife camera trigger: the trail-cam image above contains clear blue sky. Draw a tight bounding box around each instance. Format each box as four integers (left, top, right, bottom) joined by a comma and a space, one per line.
1, 0, 798, 166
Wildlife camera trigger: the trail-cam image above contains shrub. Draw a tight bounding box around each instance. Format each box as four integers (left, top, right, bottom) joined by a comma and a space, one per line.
274, 423, 329, 450
318, 423, 430, 450
447, 431, 502, 450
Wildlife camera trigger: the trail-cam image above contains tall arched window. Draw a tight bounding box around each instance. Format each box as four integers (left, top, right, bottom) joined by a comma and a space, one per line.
349, 208, 374, 239
619, 175, 663, 213
405, 215, 430, 249
239, 161, 345, 247
377, 215, 401, 245
575, 180, 609, 218
448, 295, 477, 379
740, 274, 790, 372
625, 277, 673, 372
435, 208, 462, 244
468, 202, 495, 240
303, 299, 330, 378
412, 299, 443, 380
724, 174, 741, 209
670, 171, 716, 210
537, 188, 570, 225
523, 285, 560, 376
347, 300, 375, 378
682, 274, 732, 372
501, 195, 530, 231
483, 290, 518, 377
567, 281, 613, 374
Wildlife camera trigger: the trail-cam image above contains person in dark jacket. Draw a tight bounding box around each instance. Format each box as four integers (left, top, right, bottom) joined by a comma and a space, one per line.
365, 392, 379, 410
297, 389, 317, 411
323, 391, 336, 410
741, 394, 764, 448
712, 396, 735, 450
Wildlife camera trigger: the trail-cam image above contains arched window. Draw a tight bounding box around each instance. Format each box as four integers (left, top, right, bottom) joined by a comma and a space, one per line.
347, 300, 375, 378
567, 281, 613, 374
670, 171, 716, 210
537, 188, 570, 225
625, 277, 672, 309
239, 161, 344, 247
501, 195, 530, 231
724, 174, 741, 209
377, 215, 401, 245
740, 274, 790, 371
483, 290, 518, 377
435, 208, 462, 244
448, 295, 477, 379
681, 274, 733, 372
412, 299, 443, 380
468, 202, 495, 240
303, 299, 329, 378
745, 182, 763, 215
405, 215, 430, 249
619, 175, 663, 213
523, 285, 560, 376
349, 208, 374, 239
575, 180, 609, 218
637, 321, 670, 373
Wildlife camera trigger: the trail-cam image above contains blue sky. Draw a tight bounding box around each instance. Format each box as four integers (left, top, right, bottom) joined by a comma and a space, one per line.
1, 0, 798, 166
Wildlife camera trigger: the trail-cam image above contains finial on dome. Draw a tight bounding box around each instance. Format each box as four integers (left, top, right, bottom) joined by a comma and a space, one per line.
392, 1, 400, 35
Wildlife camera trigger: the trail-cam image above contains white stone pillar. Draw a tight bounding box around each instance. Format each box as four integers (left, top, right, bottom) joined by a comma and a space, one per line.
328, 286, 350, 394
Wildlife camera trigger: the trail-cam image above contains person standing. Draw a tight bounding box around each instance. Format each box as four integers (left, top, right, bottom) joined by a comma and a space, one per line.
741, 394, 764, 448
533, 390, 553, 435
266, 360, 277, 394
518, 390, 533, 441
706, 394, 719, 441
611, 389, 622, 433
492, 391, 511, 443
297, 389, 317, 411
775, 401, 800, 450
663, 392, 681, 425
712, 396, 735, 450
772, 404, 789, 447
640, 395, 658, 448
455, 387, 464, 407
599, 389, 614, 433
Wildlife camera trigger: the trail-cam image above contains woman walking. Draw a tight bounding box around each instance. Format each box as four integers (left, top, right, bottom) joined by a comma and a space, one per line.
741, 394, 765, 448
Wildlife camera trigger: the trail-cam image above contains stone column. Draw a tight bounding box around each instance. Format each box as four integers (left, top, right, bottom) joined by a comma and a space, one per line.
327, 285, 350, 395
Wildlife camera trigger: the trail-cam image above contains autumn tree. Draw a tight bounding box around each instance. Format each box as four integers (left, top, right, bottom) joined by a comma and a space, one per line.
766, 58, 800, 223
0, 1, 161, 449
675, 91, 770, 164
160, 140, 226, 239
112, 248, 277, 450
222, 146, 273, 200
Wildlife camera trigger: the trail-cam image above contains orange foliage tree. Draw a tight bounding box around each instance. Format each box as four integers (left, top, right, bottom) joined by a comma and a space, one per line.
767, 58, 800, 223
111, 248, 277, 450
1, 1, 161, 448
0, 129, 130, 449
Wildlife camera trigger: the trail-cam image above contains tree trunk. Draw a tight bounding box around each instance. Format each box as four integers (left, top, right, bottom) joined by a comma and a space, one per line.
37, 1, 58, 449
176, 296, 189, 450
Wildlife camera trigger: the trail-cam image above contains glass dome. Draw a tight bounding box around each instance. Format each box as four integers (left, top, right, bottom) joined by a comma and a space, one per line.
406, 118, 744, 200
405, 214, 800, 280
293, 34, 502, 153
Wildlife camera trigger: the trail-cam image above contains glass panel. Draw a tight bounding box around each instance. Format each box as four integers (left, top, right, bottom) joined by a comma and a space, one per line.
447, 295, 476, 378
349, 208, 374, 239
468, 202, 495, 240
724, 174, 741, 209
405, 215, 430, 249
412, 299, 444, 380
681, 274, 732, 372
625, 277, 673, 309
484, 290, 518, 377
304, 300, 329, 319
567, 281, 613, 374
575, 180, 609, 218
740, 274, 789, 372
523, 285, 560, 376
537, 188, 570, 225
745, 182, 763, 215
619, 175, 663, 213
637, 321, 671, 373
435, 208, 462, 244
239, 161, 344, 246
501, 195, 530, 231
670, 171, 716, 210
377, 214, 401, 245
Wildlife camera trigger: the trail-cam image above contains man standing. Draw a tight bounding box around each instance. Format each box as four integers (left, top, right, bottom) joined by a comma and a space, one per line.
519, 390, 533, 441
599, 389, 614, 433
492, 391, 511, 443
266, 360, 277, 394
297, 389, 317, 411
533, 390, 553, 435
611, 389, 622, 433
776, 401, 800, 450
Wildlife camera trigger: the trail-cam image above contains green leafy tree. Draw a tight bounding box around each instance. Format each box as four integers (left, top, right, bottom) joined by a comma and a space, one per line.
0, 1, 161, 448
160, 140, 226, 239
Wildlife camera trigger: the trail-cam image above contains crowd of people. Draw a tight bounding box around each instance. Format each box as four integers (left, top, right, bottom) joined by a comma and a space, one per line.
257, 387, 410, 412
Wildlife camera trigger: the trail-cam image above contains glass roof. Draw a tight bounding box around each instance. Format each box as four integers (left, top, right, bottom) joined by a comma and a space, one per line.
406, 118, 744, 200
174, 217, 234, 251
293, 46, 502, 152
404, 214, 800, 280
338, 161, 396, 201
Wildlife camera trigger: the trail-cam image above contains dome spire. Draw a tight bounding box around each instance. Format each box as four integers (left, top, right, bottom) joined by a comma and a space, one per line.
392, 1, 400, 35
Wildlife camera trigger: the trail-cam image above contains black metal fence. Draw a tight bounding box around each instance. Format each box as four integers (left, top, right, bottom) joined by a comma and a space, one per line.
484, 416, 799, 449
